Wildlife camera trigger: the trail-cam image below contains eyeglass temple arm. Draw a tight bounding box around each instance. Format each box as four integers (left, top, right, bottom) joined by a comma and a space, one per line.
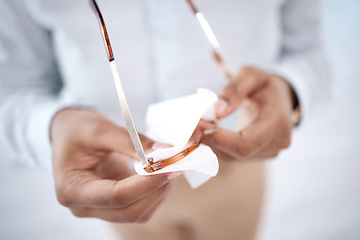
89, 0, 114, 62
89, 0, 149, 166
186, 0, 232, 80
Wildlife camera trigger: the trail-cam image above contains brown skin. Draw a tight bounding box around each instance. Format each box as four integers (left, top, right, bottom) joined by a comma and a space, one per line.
50, 108, 179, 223
50, 65, 296, 223
202, 65, 296, 162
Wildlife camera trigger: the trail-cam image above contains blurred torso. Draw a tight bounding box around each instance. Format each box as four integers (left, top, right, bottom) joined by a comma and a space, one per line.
23, 0, 283, 238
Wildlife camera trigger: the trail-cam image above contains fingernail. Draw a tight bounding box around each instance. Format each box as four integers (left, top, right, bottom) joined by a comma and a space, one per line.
203, 119, 220, 135
152, 142, 172, 150
215, 99, 228, 116
203, 127, 218, 135
167, 171, 182, 180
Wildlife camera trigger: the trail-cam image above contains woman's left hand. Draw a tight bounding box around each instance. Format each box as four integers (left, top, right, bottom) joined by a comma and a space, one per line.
203, 66, 297, 162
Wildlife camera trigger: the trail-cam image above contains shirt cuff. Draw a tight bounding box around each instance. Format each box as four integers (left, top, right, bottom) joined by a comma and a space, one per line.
271, 61, 312, 126
25, 97, 88, 170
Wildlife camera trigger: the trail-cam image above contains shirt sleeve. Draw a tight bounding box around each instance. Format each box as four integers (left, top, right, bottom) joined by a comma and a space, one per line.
272, 0, 331, 124
0, 1, 77, 169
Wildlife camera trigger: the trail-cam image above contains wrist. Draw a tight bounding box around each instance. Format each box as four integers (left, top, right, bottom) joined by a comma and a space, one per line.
272, 75, 302, 126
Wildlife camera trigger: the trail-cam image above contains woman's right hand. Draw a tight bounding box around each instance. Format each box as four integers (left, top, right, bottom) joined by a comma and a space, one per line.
50, 108, 179, 223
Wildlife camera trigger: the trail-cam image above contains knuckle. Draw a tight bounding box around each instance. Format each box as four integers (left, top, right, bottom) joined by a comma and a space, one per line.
56, 194, 72, 207
271, 152, 279, 158
108, 214, 126, 223
146, 176, 167, 192
122, 210, 142, 223
105, 183, 130, 208
281, 135, 292, 149
137, 211, 156, 223
55, 186, 73, 207
83, 120, 105, 138
109, 195, 128, 208
275, 115, 292, 150
126, 215, 140, 223
235, 141, 253, 159
138, 215, 152, 223
240, 146, 252, 159
149, 181, 163, 192
240, 65, 257, 74
70, 208, 87, 218
278, 114, 291, 128
56, 195, 71, 207
279, 122, 292, 149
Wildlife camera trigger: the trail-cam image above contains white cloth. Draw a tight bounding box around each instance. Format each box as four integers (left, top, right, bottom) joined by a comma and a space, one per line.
135, 88, 219, 188
0, 0, 330, 168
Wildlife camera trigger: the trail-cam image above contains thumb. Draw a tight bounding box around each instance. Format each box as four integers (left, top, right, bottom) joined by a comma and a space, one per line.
215, 66, 269, 118
214, 98, 231, 119
94, 122, 156, 160
214, 81, 245, 119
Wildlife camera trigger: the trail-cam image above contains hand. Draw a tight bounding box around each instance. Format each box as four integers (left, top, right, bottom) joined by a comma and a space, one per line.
50, 108, 179, 223
203, 66, 297, 161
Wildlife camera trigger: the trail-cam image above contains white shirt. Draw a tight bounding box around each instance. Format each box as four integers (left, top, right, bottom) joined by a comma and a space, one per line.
0, 0, 329, 168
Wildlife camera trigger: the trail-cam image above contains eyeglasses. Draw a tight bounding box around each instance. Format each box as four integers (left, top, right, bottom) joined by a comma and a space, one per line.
144, 134, 204, 173
186, 0, 232, 80
89, 0, 205, 172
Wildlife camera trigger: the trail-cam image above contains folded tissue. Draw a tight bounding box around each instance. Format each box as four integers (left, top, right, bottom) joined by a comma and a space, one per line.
134, 88, 219, 188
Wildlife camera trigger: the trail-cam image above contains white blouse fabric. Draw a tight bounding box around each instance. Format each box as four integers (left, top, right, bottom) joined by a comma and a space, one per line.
0, 0, 329, 168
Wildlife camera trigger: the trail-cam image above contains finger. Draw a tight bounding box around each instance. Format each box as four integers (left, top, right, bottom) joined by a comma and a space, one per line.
137, 195, 166, 222
58, 171, 175, 209
129, 183, 171, 223
204, 113, 278, 160
196, 119, 217, 132
205, 143, 236, 162
253, 149, 279, 159
71, 184, 170, 223
103, 128, 155, 159
250, 131, 291, 159
95, 152, 134, 180
53, 109, 156, 159
216, 66, 269, 118
84, 119, 157, 159
209, 126, 289, 161
207, 138, 280, 162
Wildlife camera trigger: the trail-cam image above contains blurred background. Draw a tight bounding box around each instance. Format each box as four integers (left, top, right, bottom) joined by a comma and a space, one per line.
0, 0, 359, 239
